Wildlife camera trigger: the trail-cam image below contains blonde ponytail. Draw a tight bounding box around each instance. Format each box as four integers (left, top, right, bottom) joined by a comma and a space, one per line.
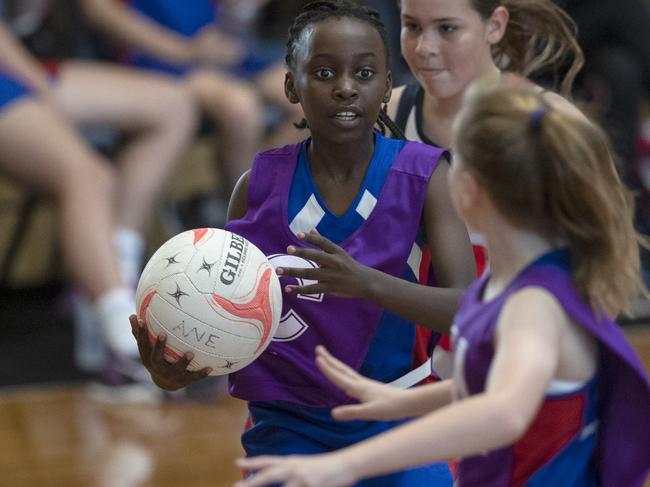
454, 85, 645, 316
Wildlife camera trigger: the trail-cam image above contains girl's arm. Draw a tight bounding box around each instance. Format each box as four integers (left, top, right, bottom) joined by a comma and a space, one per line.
227, 170, 251, 222
359, 161, 475, 330
81, 0, 198, 64
397, 160, 476, 327
81, 0, 242, 67
278, 162, 476, 333
235, 288, 564, 486
345, 287, 565, 478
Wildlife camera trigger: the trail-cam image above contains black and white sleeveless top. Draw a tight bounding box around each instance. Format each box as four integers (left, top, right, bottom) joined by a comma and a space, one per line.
394, 83, 439, 147
394, 82, 490, 277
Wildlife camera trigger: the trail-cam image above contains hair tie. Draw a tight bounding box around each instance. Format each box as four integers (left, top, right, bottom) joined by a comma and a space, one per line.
530, 107, 546, 133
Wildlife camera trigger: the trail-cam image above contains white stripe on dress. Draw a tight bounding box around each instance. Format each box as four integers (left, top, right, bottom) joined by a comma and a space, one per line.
405, 108, 421, 143
355, 190, 377, 220
406, 243, 422, 279
289, 194, 325, 235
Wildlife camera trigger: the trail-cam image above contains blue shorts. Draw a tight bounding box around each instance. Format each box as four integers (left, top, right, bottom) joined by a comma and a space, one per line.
0, 72, 31, 113
242, 401, 454, 487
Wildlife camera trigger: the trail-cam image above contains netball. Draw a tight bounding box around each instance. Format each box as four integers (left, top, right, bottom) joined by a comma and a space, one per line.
135, 228, 282, 375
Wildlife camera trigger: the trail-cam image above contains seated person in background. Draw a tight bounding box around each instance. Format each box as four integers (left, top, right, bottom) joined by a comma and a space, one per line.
0, 13, 197, 383
81, 0, 307, 207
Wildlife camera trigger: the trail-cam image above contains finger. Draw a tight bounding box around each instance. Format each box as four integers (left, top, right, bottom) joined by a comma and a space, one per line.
316, 353, 371, 399
133, 316, 147, 341
135, 318, 152, 357
298, 230, 341, 254
316, 347, 359, 379
176, 357, 212, 379
315, 344, 329, 356
315, 357, 360, 393
286, 246, 336, 265
331, 403, 378, 421
197, 366, 213, 378
315, 354, 355, 382
236, 456, 283, 470
151, 332, 167, 364
316, 344, 340, 362
247, 467, 290, 487
277, 265, 325, 281
173, 352, 195, 371
235, 466, 288, 487
129, 315, 138, 337
285, 283, 329, 295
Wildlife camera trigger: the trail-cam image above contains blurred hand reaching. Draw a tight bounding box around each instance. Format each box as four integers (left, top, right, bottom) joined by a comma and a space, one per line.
315, 345, 409, 422
235, 452, 356, 487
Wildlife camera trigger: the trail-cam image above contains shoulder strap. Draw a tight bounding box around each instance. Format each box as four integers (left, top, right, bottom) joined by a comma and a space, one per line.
395, 83, 420, 131
391, 140, 448, 179
246, 143, 301, 213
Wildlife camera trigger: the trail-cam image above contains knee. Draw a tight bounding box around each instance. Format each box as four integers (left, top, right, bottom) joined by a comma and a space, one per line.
143, 82, 200, 137
62, 155, 115, 201
215, 85, 263, 130
159, 84, 200, 136
187, 71, 263, 128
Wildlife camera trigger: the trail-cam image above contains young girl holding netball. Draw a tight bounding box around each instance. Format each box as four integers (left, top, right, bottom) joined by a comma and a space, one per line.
276, 0, 586, 381
131, 1, 475, 484
235, 85, 650, 487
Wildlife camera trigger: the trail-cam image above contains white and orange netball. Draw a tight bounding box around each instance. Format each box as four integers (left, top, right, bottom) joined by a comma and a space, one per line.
135, 228, 282, 375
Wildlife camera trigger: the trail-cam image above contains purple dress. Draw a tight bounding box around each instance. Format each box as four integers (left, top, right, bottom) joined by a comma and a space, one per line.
226, 140, 447, 407
452, 250, 650, 487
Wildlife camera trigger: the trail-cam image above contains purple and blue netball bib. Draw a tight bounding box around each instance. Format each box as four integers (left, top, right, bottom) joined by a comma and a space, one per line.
226, 139, 446, 407
452, 250, 650, 487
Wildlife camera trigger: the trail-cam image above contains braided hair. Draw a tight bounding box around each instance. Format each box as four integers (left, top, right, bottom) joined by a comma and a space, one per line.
286, 0, 406, 140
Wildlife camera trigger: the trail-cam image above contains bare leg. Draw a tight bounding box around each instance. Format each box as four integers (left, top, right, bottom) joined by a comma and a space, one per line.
0, 97, 120, 300
185, 69, 263, 196
51, 61, 198, 232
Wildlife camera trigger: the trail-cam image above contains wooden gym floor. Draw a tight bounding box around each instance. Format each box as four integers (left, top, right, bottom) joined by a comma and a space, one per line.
0, 388, 247, 487
0, 325, 648, 487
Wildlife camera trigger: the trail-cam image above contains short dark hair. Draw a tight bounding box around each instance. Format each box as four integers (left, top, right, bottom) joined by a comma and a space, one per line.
285, 0, 405, 139
285, 0, 391, 71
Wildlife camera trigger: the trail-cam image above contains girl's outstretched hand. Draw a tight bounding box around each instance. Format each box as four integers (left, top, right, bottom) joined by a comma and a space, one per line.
277, 229, 374, 298
129, 315, 211, 391
316, 345, 408, 421
234, 453, 356, 487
